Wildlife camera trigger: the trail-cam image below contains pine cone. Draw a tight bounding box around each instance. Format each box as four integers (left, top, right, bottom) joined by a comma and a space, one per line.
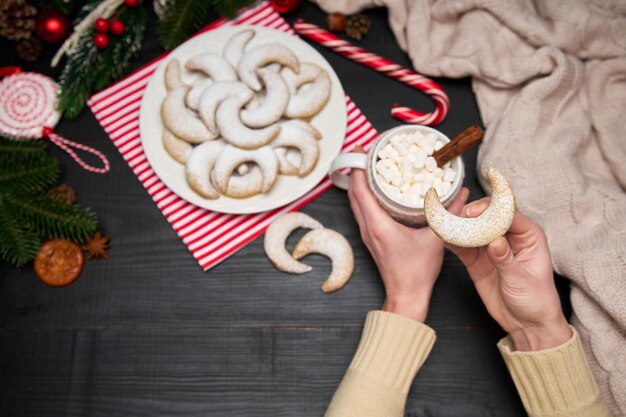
0, 0, 37, 41
345, 13, 371, 41
17, 37, 41, 61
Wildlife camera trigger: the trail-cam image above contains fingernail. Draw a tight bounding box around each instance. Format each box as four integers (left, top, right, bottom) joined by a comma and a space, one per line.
354, 145, 365, 153
491, 237, 508, 258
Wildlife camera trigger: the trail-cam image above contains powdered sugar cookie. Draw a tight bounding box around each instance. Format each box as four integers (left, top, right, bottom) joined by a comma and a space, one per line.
238, 43, 300, 91
292, 228, 354, 293
216, 92, 280, 149
164, 59, 183, 91
161, 86, 217, 144
212, 145, 278, 194
282, 62, 331, 119
240, 67, 289, 128
225, 165, 264, 198
288, 119, 322, 140
264, 212, 323, 273
275, 147, 299, 176
197, 80, 251, 135
185, 139, 225, 199
425, 168, 516, 247
186, 53, 238, 82
271, 121, 319, 177
223, 29, 255, 67
185, 78, 213, 111
162, 129, 192, 164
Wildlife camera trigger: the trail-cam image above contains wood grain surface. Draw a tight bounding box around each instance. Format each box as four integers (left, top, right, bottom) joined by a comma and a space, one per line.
0, 3, 571, 416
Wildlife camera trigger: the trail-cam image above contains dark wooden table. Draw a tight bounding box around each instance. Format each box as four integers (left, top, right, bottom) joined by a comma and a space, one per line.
0, 3, 571, 416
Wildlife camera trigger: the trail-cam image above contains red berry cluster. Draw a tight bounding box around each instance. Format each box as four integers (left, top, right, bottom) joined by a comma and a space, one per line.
93, 17, 125, 49
93, 0, 139, 49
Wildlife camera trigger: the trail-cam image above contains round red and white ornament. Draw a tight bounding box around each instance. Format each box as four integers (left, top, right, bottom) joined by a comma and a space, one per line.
0, 70, 110, 173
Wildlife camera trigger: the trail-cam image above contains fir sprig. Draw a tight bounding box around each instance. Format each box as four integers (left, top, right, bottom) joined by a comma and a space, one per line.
58, 2, 147, 118
0, 137, 98, 267
158, 0, 254, 50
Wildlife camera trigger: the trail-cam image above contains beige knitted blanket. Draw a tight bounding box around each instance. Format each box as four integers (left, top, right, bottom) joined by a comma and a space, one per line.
311, 0, 626, 414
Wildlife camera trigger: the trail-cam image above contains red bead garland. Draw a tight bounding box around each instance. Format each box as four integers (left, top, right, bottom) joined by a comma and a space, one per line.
94, 33, 109, 49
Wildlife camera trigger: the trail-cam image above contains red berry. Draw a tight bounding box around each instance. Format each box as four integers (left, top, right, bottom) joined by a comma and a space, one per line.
110, 19, 125, 36
124, 0, 140, 7
94, 33, 109, 49
94, 18, 109, 33
271, 0, 300, 14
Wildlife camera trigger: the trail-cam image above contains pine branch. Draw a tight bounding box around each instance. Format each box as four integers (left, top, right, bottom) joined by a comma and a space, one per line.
213, 0, 254, 18
57, 3, 147, 118
158, 0, 211, 51
0, 199, 39, 268
33, 0, 78, 15
4, 194, 97, 243
0, 137, 59, 193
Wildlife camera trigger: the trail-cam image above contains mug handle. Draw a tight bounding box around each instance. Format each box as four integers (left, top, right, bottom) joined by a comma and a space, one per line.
329, 153, 368, 190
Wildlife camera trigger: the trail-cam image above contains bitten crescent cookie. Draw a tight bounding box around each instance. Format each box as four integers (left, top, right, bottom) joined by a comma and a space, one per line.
223, 29, 255, 67
281, 62, 331, 119
185, 139, 225, 199
237, 43, 300, 91
264, 212, 324, 274
215, 92, 280, 149
161, 86, 217, 143
212, 145, 278, 193
271, 121, 319, 177
292, 228, 354, 293
424, 168, 516, 248
240, 67, 289, 128
162, 129, 192, 164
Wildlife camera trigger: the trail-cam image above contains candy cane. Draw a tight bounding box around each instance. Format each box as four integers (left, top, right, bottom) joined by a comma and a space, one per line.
0, 71, 110, 173
294, 19, 449, 126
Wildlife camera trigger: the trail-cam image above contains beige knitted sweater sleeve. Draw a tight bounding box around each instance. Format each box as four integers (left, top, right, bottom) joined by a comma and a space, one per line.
325, 311, 610, 417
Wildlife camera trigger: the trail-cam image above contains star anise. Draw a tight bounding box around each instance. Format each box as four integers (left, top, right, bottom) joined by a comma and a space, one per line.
81, 231, 110, 260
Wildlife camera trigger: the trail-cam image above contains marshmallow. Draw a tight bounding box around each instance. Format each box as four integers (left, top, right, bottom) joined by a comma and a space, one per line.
425, 157, 437, 172
425, 132, 438, 144
434, 140, 445, 151
443, 169, 456, 182
433, 167, 444, 178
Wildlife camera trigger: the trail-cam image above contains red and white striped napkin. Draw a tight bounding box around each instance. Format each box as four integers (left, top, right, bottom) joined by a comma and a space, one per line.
87, 1, 378, 270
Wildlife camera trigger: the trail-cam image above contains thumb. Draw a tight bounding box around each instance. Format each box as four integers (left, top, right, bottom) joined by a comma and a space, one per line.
486, 237, 517, 275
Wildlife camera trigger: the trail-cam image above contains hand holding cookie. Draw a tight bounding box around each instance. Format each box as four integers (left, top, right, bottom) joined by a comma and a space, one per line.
446, 203, 572, 351
348, 146, 469, 322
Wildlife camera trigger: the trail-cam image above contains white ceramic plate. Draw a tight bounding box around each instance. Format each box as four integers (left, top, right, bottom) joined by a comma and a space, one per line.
139, 25, 346, 214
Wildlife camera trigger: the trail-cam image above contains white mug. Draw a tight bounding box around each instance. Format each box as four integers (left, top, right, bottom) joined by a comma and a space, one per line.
330, 125, 465, 226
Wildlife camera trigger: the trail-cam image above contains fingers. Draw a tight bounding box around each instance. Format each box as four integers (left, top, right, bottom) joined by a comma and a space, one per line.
463, 197, 490, 218
486, 236, 517, 273
348, 146, 391, 226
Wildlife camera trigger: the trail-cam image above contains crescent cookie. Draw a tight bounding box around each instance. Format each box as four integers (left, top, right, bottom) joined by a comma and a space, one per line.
162, 129, 192, 164
185, 53, 238, 82
238, 43, 300, 91
292, 228, 354, 293
161, 86, 217, 144
425, 168, 516, 247
240, 67, 289, 128
185, 78, 213, 111
185, 139, 225, 199
275, 148, 299, 176
271, 121, 319, 177
164, 59, 183, 91
264, 212, 324, 274
216, 92, 280, 149
281, 62, 331, 119
212, 145, 278, 194
223, 29, 255, 67
287, 119, 322, 140
225, 165, 264, 198
198, 81, 251, 135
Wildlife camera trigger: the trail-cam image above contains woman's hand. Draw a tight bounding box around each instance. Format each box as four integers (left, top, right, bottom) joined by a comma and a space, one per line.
348, 146, 469, 322
447, 198, 572, 351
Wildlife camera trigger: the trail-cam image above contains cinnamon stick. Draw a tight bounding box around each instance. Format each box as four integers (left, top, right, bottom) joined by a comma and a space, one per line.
433, 125, 484, 168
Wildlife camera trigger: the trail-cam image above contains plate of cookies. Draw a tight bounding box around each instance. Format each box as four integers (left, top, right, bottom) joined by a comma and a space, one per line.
139, 26, 347, 214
